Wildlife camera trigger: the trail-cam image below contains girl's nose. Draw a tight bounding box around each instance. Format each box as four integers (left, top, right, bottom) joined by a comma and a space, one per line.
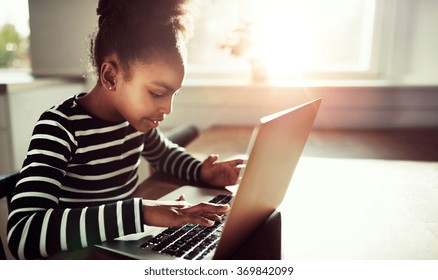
160, 96, 173, 115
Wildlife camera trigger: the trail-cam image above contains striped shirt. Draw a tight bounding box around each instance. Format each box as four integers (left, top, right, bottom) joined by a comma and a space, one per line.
7, 94, 203, 259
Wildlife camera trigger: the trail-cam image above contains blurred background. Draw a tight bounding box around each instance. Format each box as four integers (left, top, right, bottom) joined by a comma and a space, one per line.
1, 0, 438, 173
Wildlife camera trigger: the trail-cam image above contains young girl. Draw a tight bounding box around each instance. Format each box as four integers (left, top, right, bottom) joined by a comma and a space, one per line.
7, 0, 243, 260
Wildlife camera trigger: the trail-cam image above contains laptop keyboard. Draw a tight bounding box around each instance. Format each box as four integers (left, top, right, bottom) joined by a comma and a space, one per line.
140, 194, 232, 260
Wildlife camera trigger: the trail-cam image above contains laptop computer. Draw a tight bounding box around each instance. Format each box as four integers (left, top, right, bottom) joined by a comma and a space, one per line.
95, 98, 322, 260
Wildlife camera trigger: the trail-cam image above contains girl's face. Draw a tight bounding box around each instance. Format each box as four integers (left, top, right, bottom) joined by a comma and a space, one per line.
113, 55, 185, 132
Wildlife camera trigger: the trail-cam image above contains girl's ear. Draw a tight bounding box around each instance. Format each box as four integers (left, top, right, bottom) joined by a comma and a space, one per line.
100, 61, 118, 91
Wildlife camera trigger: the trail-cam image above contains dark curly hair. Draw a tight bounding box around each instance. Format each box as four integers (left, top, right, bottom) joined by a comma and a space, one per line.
89, 0, 195, 80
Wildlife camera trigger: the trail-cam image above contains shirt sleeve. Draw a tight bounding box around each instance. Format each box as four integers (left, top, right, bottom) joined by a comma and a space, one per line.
7, 111, 144, 260
141, 128, 203, 182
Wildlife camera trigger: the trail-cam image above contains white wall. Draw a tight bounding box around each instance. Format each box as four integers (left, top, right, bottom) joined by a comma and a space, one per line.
28, 0, 98, 76
387, 0, 438, 84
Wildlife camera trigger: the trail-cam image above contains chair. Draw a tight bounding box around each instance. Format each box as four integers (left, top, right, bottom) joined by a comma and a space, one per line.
164, 124, 199, 148
0, 124, 199, 259
0, 171, 19, 260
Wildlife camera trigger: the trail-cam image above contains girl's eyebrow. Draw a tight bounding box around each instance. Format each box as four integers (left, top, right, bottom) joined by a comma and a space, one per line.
151, 81, 178, 92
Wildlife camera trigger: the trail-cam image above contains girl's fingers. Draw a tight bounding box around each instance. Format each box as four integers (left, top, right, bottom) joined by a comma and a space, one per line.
204, 154, 219, 166
182, 215, 215, 227
200, 213, 223, 222
230, 159, 245, 166
179, 202, 230, 215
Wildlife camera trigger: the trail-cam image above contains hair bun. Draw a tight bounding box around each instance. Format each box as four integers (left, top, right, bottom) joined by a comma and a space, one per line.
90, 0, 197, 78
96, 0, 127, 28
97, 0, 192, 29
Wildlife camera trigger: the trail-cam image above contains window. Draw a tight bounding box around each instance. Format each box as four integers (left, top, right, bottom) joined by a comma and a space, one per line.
0, 0, 30, 70
187, 0, 379, 81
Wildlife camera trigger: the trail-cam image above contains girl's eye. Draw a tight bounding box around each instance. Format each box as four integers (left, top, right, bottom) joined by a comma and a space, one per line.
150, 92, 164, 99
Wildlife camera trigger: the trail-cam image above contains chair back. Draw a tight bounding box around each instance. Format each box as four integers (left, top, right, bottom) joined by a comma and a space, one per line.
0, 171, 19, 260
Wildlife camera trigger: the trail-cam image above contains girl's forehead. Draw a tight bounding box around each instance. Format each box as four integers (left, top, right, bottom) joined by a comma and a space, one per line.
134, 56, 185, 75
130, 58, 185, 89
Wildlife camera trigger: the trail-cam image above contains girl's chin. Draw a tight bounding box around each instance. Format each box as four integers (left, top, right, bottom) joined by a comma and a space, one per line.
136, 124, 154, 132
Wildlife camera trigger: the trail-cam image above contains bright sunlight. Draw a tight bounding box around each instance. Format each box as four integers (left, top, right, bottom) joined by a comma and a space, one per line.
246, 0, 377, 77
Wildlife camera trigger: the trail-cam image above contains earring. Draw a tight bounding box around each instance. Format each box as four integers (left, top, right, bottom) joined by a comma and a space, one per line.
109, 80, 116, 91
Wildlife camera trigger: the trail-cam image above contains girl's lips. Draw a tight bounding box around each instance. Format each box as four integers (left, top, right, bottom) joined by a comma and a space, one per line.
146, 118, 163, 128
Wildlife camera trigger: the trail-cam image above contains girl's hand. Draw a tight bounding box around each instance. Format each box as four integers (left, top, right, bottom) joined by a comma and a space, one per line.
200, 154, 244, 187
142, 195, 229, 227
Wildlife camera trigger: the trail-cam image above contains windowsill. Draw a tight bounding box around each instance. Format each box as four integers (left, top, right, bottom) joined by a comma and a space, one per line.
182, 77, 438, 89
183, 65, 438, 89
0, 68, 34, 85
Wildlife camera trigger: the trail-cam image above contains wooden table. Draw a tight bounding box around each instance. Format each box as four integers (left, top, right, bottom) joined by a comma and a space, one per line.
279, 156, 438, 259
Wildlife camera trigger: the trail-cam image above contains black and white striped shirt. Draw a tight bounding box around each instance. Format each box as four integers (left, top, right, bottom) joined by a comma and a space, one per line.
7, 94, 203, 259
